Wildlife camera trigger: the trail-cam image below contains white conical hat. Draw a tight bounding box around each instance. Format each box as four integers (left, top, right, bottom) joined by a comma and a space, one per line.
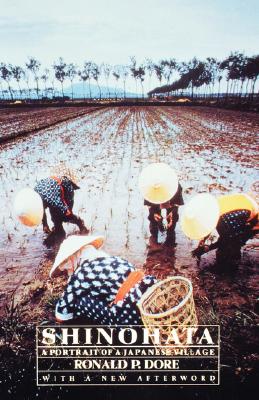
49, 235, 104, 278
181, 193, 220, 240
138, 163, 178, 204
14, 188, 43, 227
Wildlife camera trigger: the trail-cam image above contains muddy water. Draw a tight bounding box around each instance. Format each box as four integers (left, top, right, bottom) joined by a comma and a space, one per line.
0, 106, 258, 319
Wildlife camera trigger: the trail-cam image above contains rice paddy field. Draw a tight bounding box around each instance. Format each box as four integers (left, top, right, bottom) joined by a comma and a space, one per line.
0, 105, 258, 398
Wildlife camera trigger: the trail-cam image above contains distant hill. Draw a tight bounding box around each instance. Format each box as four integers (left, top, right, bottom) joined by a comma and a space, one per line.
64, 82, 138, 99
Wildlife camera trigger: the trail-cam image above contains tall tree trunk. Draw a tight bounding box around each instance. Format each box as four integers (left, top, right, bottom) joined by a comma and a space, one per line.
217, 80, 221, 100
251, 77, 257, 101
35, 77, 39, 99
226, 80, 229, 99
123, 80, 126, 99
88, 79, 92, 99
97, 81, 101, 100
230, 80, 233, 95
26, 82, 30, 100
148, 74, 151, 93
141, 81, 144, 99
115, 81, 118, 100
105, 78, 110, 99
244, 79, 249, 99
7, 83, 13, 100
0, 82, 5, 99
83, 81, 86, 101
70, 80, 74, 100
17, 82, 22, 99
239, 80, 244, 100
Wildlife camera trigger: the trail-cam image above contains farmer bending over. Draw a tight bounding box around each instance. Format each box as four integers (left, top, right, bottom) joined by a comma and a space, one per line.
50, 235, 157, 324
14, 166, 88, 243
181, 192, 258, 266
139, 163, 184, 247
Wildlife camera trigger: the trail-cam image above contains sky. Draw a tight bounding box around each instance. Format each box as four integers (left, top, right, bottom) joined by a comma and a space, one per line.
0, 0, 258, 92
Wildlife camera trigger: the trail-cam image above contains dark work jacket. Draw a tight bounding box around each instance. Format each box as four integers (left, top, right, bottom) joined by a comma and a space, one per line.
144, 183, 184, 221
34, 176, 77, 217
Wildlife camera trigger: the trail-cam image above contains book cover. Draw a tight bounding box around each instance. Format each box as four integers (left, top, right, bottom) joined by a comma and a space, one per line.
0, 1, 258, 399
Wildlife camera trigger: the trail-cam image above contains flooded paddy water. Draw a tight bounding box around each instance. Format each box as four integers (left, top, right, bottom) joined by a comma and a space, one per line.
0, 105, 258, 377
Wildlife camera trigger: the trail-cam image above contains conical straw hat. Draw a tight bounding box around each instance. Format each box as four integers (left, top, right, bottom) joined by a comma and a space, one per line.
50, 163, 79, 188
181, 193, 220, 240
139, 163, 178, 204
218, 193, 258, 215
49, 235, 104, 278
14, 188, 43, 227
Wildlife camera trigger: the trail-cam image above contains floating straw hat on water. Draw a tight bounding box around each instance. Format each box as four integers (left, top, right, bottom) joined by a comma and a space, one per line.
138, 276, 198, 348
138, 163, 178, 204
180, 193, 220, 240
50, 163, 80, 189
49, 235, 104, 278
14, 188, 44, 227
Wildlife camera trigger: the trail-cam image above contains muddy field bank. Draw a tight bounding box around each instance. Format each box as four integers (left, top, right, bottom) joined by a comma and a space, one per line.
0, 106, 102, 142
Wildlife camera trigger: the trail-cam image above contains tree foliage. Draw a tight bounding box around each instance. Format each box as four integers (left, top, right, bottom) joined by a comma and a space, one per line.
0, 52, 259, 101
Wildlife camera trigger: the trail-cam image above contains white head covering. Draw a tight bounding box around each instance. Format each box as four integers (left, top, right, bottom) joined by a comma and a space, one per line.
181, 193, 220, 240
50, 235, 104, 278
80, 245, 109, 263
139, 163, 178, 204
14, 188, 43, 227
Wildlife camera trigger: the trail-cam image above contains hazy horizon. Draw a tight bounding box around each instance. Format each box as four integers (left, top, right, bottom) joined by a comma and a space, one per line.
0, 0, 258, 93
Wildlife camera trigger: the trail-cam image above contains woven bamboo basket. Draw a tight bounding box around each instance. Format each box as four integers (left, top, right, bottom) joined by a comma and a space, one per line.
51, 163, 79, 186
137, 276, 198, 348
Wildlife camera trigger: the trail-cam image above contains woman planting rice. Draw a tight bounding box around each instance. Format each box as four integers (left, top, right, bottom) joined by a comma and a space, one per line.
14, 165, 88, 244
181, 192, 259, 266
50, 235, 197, 339
51, 235, 157, 324
139, 163, 184, 247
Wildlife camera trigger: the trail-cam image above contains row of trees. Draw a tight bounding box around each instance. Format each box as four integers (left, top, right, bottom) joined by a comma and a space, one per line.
149, 53, 259, 100
0, 56, 147, 100
0, 52, 259, 100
